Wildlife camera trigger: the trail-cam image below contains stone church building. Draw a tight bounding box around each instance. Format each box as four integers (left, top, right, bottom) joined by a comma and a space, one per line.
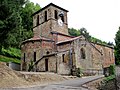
21, 3, 115, 75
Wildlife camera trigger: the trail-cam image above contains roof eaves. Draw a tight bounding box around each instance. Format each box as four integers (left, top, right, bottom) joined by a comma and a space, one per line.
32, 3, 68, 16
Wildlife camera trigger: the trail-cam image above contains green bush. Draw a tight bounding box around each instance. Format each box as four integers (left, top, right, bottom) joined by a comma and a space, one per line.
109, 65, 115, 75
76, 68, 83, 77
104, 75, 115, 82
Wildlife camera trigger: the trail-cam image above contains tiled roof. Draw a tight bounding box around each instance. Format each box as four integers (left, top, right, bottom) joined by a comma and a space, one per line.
56, 36, 83, 44
51, 31, 75, 38
21, 36, 54, 44
32, 3, 68, 16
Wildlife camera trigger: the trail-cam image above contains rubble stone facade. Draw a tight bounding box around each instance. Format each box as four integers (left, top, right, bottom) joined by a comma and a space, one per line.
21, 3, 115, 75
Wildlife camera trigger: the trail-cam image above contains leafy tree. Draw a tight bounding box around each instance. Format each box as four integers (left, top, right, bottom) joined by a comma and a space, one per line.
0, 0, 26, 49
21, 1, 41, 31
7, 1, 41, 48
107, 42, 114, 46
68, 27, 108, 45
115, 27, 120, 65
68, 28, 80, 36
79, 28, 91, 41
0, 0, 41, 48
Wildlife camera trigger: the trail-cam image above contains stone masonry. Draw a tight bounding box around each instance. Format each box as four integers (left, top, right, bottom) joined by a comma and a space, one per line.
21, 3, 115, 75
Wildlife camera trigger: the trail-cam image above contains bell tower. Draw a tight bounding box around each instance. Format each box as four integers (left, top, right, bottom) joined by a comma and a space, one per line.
32, 3, 69, 39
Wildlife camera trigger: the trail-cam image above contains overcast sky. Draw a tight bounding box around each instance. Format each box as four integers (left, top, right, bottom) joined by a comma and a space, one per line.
30, 0, 120, 43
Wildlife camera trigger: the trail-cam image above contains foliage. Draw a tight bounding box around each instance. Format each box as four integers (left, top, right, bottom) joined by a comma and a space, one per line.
0, 0, 41, 49
0, 47, 21, 59
28, 60, 34, 71
98, 75, 116, 90
80, 28, 91, 41
68, 27, 108, 45
0, 0, 26, 49
0, 55, 20, 64
76, 68, 83, 77
68, 28, 80, 36
109, 65, 115, 75
99, 65, 116, 90
115, 27, 120, 65
21, 1, 41, 31
104, 75, 115, 82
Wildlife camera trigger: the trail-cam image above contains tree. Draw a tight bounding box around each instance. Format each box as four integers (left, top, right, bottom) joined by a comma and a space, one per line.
0, 0, 26, 49
21, 1, 41, 31
68, 28, 80, 36
79, 28, 91, 41
115, 27, 120, 65
7, 1, 41, 48
0, 0, 41, 48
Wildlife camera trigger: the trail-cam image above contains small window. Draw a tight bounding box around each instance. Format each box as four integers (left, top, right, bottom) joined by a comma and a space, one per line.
44, 11, 47, 21
34, 52, 36, 62
61, 15, 64, 22
36, 15, 39, 26
54, 10, 58, 19
46, 51, 50, 54
23, 53, 25, 62
62, 54, 65, 62
81, 48, 86, 59
109, 52, 111, 61
101, 49, 103, 55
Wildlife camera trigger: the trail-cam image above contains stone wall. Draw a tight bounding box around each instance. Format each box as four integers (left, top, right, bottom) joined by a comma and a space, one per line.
72, 37, 104, 75
37, 56, 57, 72
21, 40, 54, 71
57, 42, 74, 75
57, 51, 71, 75
33, 5, 68, 39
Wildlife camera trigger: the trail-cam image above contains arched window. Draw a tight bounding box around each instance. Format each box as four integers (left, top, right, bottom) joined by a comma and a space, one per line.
81, 48, 86, 59
54, 10, 58, 19
44, 11, 47, 21
36, 15, 39, 26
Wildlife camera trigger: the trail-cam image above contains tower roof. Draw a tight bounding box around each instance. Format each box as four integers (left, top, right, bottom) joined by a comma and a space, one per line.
32, 3, 68, 16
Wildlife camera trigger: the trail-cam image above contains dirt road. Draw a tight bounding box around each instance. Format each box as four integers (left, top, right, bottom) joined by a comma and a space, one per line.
1, 75, 104, 90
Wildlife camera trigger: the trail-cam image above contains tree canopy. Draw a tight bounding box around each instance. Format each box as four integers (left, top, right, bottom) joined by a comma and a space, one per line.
68, 27, 109, 45
115, 27, 120, 65
0, 0, 41, 49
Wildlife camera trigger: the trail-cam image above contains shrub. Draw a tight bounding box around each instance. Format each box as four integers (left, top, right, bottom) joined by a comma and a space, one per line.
109, 65, 115, 75
76, 68, 83, 77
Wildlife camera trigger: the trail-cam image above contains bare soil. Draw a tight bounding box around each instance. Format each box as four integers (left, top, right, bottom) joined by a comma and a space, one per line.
0, 62, 70, 88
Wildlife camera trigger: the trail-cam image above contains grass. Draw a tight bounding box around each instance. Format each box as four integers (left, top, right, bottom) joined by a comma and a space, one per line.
0, 47, 21, 59
0, 55, 20, 64
0, 47, 21, 64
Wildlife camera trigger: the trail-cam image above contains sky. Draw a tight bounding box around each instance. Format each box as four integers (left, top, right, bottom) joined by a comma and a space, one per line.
30, 0, 120, 44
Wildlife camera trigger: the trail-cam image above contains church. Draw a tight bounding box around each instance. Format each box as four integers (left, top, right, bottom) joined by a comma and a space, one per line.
21, 3, 115, 75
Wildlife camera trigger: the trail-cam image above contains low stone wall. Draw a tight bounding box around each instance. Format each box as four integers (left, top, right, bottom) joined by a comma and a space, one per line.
9, 62, 20, 71
82, 78, 103, 90
83, 69, 103, 76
